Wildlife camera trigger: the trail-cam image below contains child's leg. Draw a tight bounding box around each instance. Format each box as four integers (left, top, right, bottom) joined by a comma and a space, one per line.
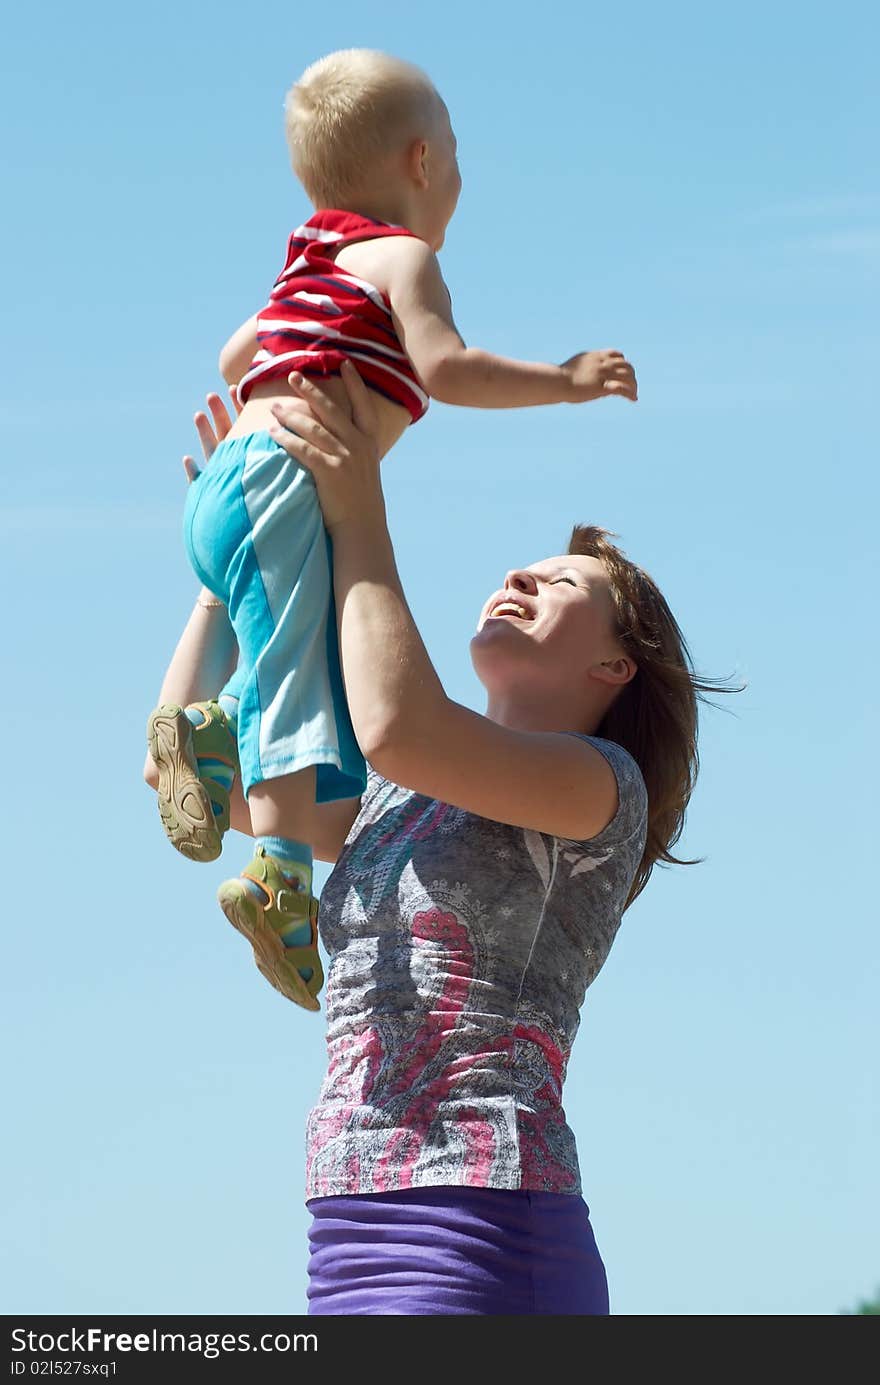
143, 591, 237, 788
148, 695, 240, 862
247, 765, 321, 842
217, 765, 325, 1010
183, 433, 366, 1009
145, 593, 246, 859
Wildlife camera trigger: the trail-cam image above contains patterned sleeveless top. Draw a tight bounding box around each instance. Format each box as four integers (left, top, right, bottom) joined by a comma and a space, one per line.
305, 737, 648, 1199
237, 209, 429, 421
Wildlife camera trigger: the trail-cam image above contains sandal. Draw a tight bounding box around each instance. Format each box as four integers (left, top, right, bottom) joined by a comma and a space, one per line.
217, 847, 323, 1011
147, 701, 238, 863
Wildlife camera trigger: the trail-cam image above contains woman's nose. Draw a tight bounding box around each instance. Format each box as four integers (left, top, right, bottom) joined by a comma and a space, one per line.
504, 569, 537, 594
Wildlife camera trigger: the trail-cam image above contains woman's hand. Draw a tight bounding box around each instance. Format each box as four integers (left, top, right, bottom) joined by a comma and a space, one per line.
267, 361, 386, 534
182, 388, 240, 483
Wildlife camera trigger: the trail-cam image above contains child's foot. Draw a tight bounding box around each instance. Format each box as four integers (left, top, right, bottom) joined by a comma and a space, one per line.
147, 701, 238, 862
216, 847, 323, 1011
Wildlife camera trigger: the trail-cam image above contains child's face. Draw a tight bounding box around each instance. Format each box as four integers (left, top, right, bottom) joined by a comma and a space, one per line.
426, 102, 461, 249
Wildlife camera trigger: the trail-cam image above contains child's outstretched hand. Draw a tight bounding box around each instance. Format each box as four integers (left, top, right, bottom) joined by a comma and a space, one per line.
182, 388, 241, 483
561, 350, 638, 404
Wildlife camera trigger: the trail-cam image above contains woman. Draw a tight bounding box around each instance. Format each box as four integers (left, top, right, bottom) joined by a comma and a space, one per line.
145, 363, 716, 1315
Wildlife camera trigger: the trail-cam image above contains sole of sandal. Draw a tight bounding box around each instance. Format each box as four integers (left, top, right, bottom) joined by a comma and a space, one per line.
148, 705, 223, 863
217, 882, 321, 1012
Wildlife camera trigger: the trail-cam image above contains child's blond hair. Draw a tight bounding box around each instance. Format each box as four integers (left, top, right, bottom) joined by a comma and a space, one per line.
285, 49, 442, 208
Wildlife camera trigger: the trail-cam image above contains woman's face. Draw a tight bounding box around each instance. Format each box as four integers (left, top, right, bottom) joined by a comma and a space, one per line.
471, 554, 623, 700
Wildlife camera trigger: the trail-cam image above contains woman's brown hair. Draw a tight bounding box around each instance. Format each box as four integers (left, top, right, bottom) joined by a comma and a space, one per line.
568, 524, 736, 908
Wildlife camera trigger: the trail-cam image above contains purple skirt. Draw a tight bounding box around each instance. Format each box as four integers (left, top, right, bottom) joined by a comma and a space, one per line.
306, 1185, 609, 1315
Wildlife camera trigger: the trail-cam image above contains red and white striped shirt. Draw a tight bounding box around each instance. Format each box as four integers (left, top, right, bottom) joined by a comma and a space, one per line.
237, 210, 429, 423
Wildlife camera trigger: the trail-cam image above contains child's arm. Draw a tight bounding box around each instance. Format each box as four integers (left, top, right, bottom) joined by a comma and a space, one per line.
219, 314, 260, 387
385, 240, 637, 407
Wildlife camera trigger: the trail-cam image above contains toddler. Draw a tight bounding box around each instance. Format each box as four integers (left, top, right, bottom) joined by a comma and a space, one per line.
147, 49, 637, 1012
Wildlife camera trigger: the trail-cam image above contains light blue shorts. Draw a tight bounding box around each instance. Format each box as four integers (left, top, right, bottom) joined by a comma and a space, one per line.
182, 430, 366, 802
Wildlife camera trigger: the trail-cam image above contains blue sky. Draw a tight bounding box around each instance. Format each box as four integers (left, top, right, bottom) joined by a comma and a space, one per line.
2, 0, 877, 1316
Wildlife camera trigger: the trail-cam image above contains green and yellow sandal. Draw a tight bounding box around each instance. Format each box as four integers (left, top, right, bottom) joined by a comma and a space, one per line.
217, 848, 323, 1011
147, 701, 238, 863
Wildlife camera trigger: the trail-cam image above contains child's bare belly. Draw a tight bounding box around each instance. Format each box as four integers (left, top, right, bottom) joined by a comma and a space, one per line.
225, 374, 411, 460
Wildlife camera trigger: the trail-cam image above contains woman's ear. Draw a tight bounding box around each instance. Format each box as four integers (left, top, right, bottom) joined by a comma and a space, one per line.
590, 655, 637, 688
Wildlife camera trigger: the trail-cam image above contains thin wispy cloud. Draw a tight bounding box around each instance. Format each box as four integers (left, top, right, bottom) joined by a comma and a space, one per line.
745, 194, 880, 223
795, 230, 880, 255
741, 193, 880, 261
0, 503, 181, 535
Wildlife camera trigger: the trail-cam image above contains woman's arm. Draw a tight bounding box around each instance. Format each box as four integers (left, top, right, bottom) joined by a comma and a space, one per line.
144, 589, 360, 862
266, 365, 619, 841
142, 595, 238, 787
141, 593, 256, 842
